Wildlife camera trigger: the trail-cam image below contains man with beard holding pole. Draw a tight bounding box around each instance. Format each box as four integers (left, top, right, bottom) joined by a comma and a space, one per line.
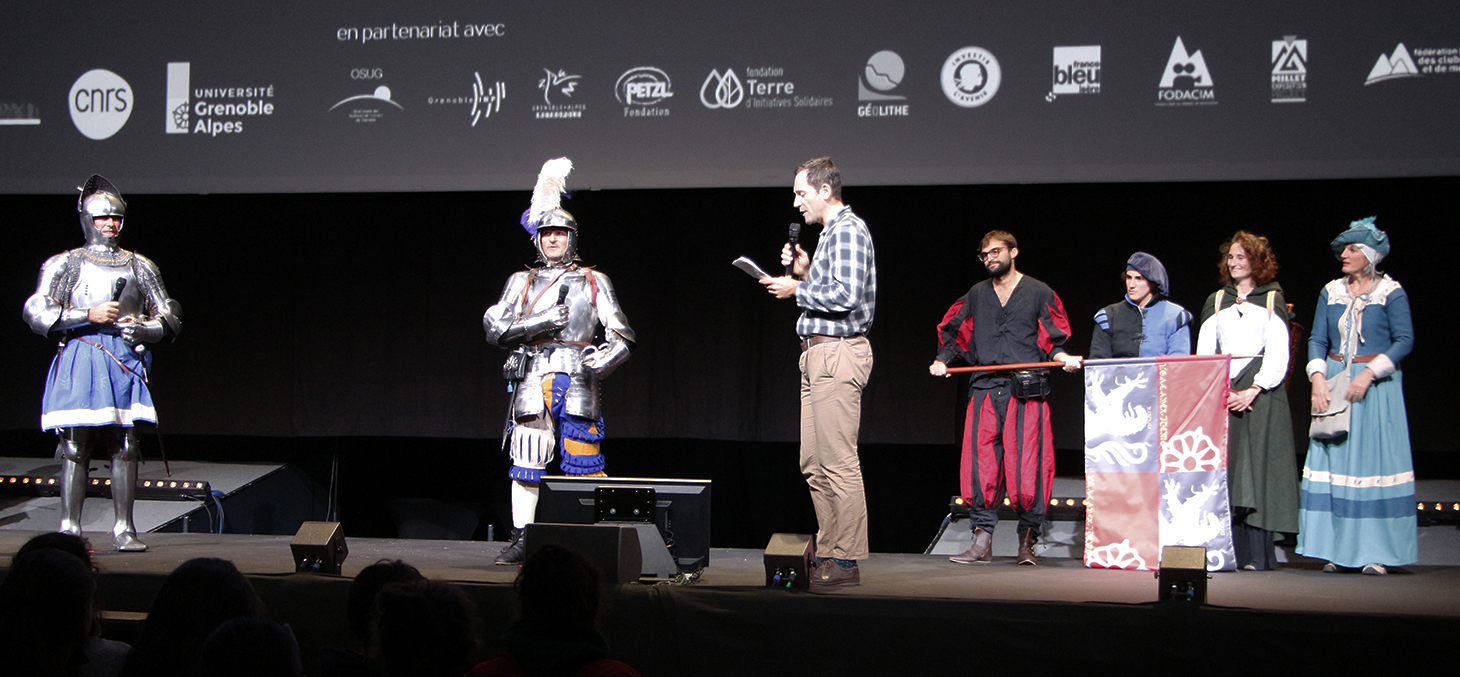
929, 230, 1080, 566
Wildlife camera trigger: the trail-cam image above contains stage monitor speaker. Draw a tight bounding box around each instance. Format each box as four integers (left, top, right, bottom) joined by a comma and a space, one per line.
764, 533, 815, 590
1157, 545, 1208, 603
291, 521, 348, 574
524, 523, 643, 584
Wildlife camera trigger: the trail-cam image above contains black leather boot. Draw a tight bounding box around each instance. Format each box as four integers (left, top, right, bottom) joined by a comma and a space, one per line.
494, 528, 526, 565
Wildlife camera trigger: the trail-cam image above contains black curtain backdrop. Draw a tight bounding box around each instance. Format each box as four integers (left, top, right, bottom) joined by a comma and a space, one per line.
1, 177, 1452, 548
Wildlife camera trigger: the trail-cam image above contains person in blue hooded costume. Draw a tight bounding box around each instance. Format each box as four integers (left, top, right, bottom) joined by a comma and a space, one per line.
1298, 217, 1416, 575
1090, 252, 1192, 359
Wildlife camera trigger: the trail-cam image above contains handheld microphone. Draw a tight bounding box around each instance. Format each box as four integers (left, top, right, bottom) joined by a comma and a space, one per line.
548, 285, 570, 337
785, 223, 801, 277
111, 278, 145, 351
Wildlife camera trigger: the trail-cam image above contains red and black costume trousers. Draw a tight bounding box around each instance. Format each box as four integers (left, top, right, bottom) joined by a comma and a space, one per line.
960, 383, 1056, 536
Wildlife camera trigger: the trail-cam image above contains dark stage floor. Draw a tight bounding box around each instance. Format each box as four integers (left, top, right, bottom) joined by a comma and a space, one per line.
4, 532, 1459, 673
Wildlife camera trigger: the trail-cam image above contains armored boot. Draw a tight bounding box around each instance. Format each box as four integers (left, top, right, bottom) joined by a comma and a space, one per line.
56, 428, 94, 537
1017, 528, 1039, 566
57, 433, 90, 537
950, 527, 993, 564
495, 528, 526, 565
109, 431, 147, 552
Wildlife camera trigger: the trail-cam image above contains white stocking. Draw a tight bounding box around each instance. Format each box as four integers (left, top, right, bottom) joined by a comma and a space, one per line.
511, 480, 540, 529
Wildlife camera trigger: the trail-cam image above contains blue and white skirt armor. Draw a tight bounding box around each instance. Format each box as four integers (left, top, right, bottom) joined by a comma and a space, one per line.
41, 333, 156, 430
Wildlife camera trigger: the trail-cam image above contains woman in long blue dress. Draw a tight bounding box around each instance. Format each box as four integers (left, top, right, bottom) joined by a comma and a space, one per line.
1298, 217, 1416, 574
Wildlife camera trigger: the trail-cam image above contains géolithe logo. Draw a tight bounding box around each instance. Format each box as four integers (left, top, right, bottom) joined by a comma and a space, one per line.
860, 51, 905, 101
858, 50, 909, 117
700, 69, 744, 109
69, 69, 132, 139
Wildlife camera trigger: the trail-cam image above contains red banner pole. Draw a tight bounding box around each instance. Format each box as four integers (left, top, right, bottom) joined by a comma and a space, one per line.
942, 354, 1246, 374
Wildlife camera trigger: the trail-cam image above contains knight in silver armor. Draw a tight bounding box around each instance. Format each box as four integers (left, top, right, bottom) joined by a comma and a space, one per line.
483, 158, 635, 564
21, 175, 182, 552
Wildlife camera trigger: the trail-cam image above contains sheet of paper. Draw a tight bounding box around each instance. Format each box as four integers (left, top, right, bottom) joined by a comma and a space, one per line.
732, 256, 772, 280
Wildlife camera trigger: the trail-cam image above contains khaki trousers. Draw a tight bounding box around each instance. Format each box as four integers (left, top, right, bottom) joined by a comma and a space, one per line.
798, 336, 873, 560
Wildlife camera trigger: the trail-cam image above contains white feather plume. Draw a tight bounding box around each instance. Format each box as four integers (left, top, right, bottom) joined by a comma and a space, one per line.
529, 157, 573, 225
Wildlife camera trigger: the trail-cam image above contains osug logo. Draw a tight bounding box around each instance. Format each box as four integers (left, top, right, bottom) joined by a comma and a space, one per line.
700, 69, 744, 109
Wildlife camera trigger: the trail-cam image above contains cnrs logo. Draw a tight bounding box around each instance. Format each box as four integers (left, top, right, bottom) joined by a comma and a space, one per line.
69, 69, 133, 140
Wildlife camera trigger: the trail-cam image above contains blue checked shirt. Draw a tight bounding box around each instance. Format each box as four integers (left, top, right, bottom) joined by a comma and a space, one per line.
795, 205, 877, 338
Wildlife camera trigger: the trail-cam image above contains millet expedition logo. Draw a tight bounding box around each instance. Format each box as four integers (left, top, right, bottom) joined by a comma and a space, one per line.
1271, 37, 1307, 103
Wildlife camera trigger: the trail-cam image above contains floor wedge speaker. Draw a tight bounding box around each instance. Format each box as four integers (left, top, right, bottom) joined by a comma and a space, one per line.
525, 523, 643, 584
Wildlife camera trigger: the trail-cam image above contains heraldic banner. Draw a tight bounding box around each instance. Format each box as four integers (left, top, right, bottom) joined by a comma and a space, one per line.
1082, 356, 1236, 571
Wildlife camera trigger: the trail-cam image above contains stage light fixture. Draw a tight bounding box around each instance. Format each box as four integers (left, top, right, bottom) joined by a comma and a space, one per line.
946, 495, 1087, 521
0, 474, 212, 501
948, 496, 971, 518
1417, 499, 1460, 526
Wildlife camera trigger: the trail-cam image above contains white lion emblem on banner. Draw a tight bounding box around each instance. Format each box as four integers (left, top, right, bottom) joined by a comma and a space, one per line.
1085, 370, 1151, 440
1160, 478, 1225, 547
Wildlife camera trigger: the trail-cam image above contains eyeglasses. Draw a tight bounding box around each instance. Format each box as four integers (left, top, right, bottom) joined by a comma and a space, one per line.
977, 246, 1006, 262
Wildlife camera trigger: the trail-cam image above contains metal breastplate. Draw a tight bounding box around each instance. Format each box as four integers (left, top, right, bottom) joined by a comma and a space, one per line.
515, 268, 601, 419
523, 267, 598, 343
59, 250, 149, 323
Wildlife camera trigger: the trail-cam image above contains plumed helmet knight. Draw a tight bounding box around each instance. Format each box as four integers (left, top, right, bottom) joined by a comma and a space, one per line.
519, 158, 579, 264
77, 174, 126, 247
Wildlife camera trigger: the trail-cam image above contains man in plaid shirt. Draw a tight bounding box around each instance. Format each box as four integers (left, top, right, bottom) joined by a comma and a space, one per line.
762, 157, 877, 590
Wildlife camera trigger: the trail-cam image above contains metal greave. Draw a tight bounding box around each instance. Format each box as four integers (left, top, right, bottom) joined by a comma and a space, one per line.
110, 429, 147, 551
56, 430, 89, 537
